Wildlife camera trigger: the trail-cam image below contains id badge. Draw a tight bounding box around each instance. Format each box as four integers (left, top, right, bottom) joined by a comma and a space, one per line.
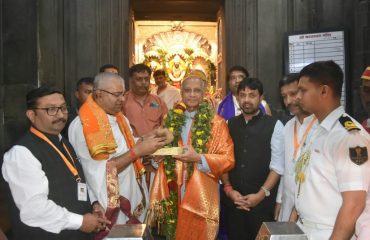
77, 182, 87, 201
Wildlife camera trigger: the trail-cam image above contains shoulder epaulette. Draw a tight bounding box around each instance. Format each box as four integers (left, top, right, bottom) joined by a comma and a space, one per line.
339, 115, 360, 132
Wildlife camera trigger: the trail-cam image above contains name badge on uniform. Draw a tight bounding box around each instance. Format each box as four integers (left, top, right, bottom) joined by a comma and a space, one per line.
78, 182, 87, 201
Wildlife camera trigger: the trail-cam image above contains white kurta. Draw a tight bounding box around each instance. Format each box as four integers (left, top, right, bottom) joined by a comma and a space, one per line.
2, 144, 83, 233
295, 107, 370, 239
276, 114, 318, 221
68, 115, 149, 224
151, 85, 181, 109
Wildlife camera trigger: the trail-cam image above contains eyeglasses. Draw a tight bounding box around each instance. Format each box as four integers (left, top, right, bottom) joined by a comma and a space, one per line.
98, 89, 125, 98
33, 105, 69, 116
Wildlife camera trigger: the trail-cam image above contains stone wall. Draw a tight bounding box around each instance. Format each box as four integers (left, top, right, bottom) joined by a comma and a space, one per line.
0, 0, 132, 154
0, 0, 369, 233
225, 0, 370, 116
1, 0, 369, 156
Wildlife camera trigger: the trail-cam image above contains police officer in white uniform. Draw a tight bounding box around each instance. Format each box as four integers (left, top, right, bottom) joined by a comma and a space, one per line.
275, 74, 318, 221
293, 61, 370, 240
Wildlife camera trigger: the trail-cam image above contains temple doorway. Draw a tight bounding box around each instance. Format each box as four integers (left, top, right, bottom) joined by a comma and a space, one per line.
129, 0, 225, 97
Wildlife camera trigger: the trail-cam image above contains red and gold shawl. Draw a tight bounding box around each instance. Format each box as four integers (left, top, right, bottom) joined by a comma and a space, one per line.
149, 115, 235, 240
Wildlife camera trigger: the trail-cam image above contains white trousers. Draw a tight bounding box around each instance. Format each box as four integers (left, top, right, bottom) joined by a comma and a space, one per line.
297, 220, 332, 240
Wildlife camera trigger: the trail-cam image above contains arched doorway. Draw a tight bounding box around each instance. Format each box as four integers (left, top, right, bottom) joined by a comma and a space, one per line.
136, 21, 217, 87
129, 0, 226, 96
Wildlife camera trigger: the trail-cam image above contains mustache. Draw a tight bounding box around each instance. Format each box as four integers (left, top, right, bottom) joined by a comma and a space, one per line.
52, 118, 67, 124
287, 103, 298, 109
242, 103, 253, 108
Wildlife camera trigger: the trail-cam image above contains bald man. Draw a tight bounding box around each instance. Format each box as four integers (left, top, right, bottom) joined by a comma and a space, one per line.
69, 72, 167, 239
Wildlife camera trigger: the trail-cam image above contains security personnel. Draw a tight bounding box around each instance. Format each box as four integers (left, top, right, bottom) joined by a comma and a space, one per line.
294, 61, 370, 239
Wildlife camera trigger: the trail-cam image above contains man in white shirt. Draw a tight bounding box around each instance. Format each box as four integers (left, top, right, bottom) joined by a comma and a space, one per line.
68, 72, 167, 239
294, 60, 370, 239
274, 73, 318, 222
151, 69, 181, 109
2, 86, 108, 240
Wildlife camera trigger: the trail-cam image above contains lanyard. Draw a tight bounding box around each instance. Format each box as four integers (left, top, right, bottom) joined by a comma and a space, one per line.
30, 127, 81, 182
293, 116, 317, 160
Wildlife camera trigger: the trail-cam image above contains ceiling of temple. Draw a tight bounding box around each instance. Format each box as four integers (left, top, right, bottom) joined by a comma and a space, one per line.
131, 0, 224, 21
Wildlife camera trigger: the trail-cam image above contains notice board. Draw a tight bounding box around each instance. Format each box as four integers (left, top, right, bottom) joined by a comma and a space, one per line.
285, 30, 349, 109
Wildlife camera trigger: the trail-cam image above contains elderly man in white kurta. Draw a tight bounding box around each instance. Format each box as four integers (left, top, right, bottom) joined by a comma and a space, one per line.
69, 72, 166, 239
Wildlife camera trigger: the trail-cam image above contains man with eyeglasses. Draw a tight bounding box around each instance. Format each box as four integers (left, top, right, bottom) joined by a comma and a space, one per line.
122, 64, 168, 191
149, 70, 235, 240
68, 72, 168, 239
2, 85, 109, 240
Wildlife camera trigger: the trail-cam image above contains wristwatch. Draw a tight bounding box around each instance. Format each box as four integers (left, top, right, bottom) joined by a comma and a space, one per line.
261, 186, 270, 197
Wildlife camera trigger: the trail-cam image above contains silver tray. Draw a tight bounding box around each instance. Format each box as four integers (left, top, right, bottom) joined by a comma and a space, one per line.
106, 224, 153, 240
256, 222, 308, 240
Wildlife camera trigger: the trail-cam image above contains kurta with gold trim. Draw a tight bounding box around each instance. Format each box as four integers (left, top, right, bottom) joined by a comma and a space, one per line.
150, 114, 235, 240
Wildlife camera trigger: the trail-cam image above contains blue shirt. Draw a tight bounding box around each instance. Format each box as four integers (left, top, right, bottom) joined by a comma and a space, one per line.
180, 111, 211, 199
181, 111, 211, 173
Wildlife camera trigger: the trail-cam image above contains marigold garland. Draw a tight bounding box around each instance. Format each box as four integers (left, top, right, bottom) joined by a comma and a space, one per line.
160, 101, 214, 240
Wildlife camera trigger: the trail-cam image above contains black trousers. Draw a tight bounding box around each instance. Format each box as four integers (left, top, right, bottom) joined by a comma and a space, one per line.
224, 202, 274, 240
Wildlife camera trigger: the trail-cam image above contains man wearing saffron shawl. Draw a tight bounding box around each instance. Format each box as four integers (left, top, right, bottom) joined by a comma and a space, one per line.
68, 72, 168, 239
149, 70, 235, 240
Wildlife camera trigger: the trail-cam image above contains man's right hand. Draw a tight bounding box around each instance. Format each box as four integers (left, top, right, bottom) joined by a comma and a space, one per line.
134, 136, 166, 157
80, 213, 111, 233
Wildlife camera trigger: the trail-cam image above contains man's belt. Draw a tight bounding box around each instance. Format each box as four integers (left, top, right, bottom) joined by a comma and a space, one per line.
298, 217, 333, 230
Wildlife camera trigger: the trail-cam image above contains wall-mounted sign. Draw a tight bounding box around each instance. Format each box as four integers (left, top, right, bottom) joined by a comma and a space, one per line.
285, 30, 349, 110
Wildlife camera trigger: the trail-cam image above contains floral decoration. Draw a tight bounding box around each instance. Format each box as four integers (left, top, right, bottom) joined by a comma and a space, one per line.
159, 101, 213, 239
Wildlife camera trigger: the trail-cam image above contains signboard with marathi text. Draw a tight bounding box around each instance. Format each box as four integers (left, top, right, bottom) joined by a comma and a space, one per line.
285, 30, 348, 109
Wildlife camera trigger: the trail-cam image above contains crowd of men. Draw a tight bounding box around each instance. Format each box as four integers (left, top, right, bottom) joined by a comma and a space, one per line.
1, 61, 370, 240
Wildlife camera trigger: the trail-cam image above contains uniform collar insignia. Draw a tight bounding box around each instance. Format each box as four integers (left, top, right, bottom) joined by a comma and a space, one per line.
339, 114, 360, 132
